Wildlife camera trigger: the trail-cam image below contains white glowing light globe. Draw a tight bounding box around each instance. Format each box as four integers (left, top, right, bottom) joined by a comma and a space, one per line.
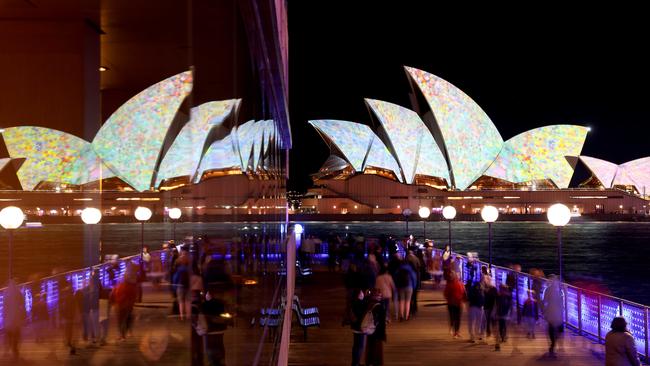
418, 206, 431, 219
0, 206, 24, 229
294, 224, 304, 235
442, 206, 457, 220
547, 203, 571, 227
168, 208, 182, 220
81, 207, 102, 224
134, 206, 152, 221
481, 205, 499, 223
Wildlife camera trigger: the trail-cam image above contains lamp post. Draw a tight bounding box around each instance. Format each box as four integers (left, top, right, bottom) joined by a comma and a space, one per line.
0, 206, 24, 280
481, 205, 499, 268
168, 208, 182, 244
81, 207, 102, 264
547, 203, 571, 282
418, 207, 430, 241
402, 208, 412, 236
442, 206, 456, 251
134, 206, 152, 274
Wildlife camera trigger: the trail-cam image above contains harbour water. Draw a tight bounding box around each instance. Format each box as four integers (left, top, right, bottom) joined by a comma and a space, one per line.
2, 221, 649, 304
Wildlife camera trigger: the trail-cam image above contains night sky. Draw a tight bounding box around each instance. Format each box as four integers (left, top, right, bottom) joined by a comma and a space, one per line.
286, 3, 649, 192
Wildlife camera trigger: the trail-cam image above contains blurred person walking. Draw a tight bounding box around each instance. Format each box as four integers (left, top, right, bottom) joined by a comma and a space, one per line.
444, 271, 466, 338
59, 277, 80, 354
2, 280, 25, 359
365, 289, 387, 366
406, 250, 421, 316
543, 274, 565, 357
173, 255, 192, 320
482, 276, 497, 340
32, 285, 49, 343
605, 317, 641, 366
350, 289, 368, 366
82, 270, 101, 344
523, 290, 539, 338
375, 267, 396, 322
466, 280, 484, 342
395, 258, 416, 321
111, 271, 138, 340
494, 284, 512, 351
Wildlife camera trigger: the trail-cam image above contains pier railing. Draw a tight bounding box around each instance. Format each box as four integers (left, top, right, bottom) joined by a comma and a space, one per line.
446, 249, 649, 360
0, 249, 169, 331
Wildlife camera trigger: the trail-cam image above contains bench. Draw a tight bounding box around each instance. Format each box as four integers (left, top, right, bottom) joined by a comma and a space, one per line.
277, 261, 312, 278
296, 261, 313, 278
293, 307, 320, 341
293, 296, 319, 316
259, 306, 283, 337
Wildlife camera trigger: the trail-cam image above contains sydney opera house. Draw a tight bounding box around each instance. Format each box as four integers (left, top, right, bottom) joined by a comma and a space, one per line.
301, 67, 649, 216
0, 71, 285, 218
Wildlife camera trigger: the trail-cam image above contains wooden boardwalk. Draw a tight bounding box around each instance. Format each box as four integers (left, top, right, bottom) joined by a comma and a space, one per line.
2, 269, 609, 365
0, 276, 279, 366
290, 271, 607, 366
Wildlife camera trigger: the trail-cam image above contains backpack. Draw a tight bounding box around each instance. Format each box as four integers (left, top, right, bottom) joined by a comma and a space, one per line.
360, 304, 379, 335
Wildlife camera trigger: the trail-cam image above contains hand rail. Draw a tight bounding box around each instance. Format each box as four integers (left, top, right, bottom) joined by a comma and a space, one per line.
0, 249, 169, 331
439, 248, 649, 361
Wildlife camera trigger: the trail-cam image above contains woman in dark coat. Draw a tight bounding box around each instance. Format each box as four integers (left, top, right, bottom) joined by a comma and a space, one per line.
365, 288, 387, 366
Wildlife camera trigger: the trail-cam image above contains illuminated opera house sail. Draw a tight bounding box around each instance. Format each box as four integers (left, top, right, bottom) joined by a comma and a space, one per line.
1, 71, 278, 192
310, 66, 590, 191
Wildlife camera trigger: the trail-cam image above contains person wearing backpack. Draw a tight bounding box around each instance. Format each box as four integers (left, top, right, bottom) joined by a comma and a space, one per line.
350, 289, 368, 366
365, 288, 387, 366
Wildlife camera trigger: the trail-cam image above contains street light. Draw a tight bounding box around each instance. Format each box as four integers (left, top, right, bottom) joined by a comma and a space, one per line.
135, 206, 152, 274
168, 208, 182, 244
442, 205, 456, 251
0, 206, 24, 280
418, 207, 430, 241
402, 208, 412, 236
547, 203, 571, 282
81, 208, 102, 264
481, 205, 498, 268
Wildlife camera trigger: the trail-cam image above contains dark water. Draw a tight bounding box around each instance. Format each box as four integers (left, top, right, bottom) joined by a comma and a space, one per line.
2, 221, 649, 305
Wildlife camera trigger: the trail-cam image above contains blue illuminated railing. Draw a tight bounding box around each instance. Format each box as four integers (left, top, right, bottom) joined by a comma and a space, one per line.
444, 249, 650, 360
0, 250, 169, 332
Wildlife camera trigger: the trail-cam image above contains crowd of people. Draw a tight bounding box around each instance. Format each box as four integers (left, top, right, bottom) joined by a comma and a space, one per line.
1, 229, 643, 365
323, 232, 641, 366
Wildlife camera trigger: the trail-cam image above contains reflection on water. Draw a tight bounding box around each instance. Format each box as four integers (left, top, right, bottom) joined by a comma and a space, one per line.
2, 221, 650, 304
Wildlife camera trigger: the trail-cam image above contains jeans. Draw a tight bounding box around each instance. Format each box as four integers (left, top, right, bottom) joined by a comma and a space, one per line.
83, 308, 100, 341
467, 306, 483, 339
352, 332, 366, 366
483, 308, 494, 336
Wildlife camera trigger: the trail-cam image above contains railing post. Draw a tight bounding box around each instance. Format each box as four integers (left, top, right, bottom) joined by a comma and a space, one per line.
515, 272, 520, 323
560, 282, 569, 324
577, 289, 582, 335
620, 300, 624, 316
597, 294, 602, 343
643, 306, 648, 358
